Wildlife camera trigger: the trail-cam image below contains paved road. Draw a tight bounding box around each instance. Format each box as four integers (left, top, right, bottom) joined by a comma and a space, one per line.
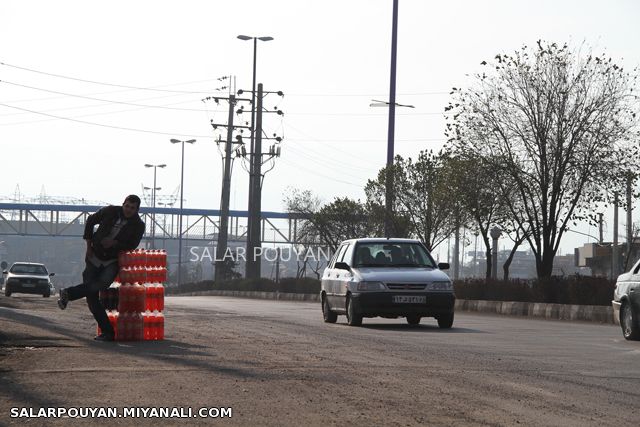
0, 294, 639, 426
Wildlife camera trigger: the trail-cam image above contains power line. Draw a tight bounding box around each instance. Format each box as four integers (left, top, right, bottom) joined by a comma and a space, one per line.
2, 77, 220, 103
287, 111, 449, 116
0, 99, 211, 126
278, 157, 363, 188
0, 61, 214, 94
287, 91, 449, 97
0, 80, 213, 112
291, 137, 447, 143
0, 93, 203, 118
0, 102, 214, 138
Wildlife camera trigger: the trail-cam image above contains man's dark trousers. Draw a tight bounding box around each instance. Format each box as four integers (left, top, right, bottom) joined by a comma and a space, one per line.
66, 261, 119, 337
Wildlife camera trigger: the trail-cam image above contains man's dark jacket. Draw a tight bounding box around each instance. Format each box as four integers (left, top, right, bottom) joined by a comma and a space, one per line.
83, 205, 146, 260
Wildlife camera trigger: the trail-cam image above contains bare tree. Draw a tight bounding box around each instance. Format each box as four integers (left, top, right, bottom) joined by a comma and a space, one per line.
447, 41, 639, 278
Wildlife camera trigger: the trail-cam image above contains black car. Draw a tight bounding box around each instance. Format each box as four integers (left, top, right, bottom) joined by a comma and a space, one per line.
3, 262, 55, 298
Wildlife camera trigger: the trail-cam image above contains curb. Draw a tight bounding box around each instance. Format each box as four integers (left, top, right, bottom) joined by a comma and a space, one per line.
171, 290, 615, 324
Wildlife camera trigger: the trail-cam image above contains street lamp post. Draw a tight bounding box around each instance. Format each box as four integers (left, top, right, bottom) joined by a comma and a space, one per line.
144, 163, 166, 248
170, 138, 196, 286
237, 34, 273, 279
386, 0, 399, 238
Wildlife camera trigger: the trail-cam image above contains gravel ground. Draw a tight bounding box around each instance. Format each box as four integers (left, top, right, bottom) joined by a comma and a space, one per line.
1, 294, 639, 426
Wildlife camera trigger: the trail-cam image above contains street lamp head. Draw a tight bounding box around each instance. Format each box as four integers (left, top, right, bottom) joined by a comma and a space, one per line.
170, 139, 180, 144
144, 164, 153, 168
185, 139, 196, 144
258, 36, 274, 42
158, 164, 167, 168
237, 35, 252, 41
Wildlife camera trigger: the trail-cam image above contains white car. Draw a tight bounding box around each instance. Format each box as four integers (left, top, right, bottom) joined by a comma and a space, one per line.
321, 238, 454, 327
612, 259, 640, 340
3, 262, 55, 298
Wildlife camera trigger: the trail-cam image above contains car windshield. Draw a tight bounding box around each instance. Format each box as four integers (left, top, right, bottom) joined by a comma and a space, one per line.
10, 264, 48, 275
352, 242, 436, 268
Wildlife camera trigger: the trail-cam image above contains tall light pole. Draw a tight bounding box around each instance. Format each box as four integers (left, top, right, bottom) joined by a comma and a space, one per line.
144, 163, 166, 248
170, 138, 196, 286
237, 34, 273, 279
385, 0, 399, 237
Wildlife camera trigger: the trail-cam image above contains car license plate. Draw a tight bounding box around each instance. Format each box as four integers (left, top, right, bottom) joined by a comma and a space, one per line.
392, 295, 425, 304
22, 283, 35, 288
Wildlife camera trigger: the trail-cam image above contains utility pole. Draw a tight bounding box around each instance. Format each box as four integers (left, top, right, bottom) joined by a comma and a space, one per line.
613, 193, 619, 279
275, 247, 281, 284
627, 174, 633, 265
453, 225, 460, 280
244, 84, 284, 280
385, 0, 399, 237
216, 95, 236, 282
598, 213, 604, 244
205, 93, 252, 282
247, 84, 265, 279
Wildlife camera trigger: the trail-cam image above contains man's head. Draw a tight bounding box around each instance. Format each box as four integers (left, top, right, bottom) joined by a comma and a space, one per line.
122, 195, 141, 218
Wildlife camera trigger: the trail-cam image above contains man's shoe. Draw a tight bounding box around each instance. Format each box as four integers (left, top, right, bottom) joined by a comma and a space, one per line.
57, 289, 69, 310
94, 333, 114, 342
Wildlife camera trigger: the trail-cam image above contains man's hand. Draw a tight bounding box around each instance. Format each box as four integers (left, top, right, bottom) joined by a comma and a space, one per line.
101, 238, 117, 249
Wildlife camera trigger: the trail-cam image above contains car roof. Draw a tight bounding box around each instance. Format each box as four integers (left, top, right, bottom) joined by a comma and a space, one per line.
11, 262, 46, 267
341, 238, 423, 244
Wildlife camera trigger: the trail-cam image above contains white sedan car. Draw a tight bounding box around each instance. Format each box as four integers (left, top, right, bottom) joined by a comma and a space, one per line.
321, 238, 454, 327
612, 260, 640, 340
3, 262, 55, 298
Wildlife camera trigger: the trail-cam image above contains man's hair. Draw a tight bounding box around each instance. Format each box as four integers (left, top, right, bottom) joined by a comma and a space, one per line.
124, 194, 141, 209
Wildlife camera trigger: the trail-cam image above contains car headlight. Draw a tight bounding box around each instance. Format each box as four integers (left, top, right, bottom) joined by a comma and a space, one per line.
426, 281, 453, 291
39, 279, 49, 285
7, 279, 19, 285
357, 281, 386, 291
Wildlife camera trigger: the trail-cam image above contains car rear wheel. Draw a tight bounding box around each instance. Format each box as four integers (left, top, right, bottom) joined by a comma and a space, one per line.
43, 293, 50, 298
322, 295, 337, 323
406, 315, 421, 325
4, 290, 10, 297
346, 296, 362, 326
437, 312, 454, 329
621, 301, 640, 340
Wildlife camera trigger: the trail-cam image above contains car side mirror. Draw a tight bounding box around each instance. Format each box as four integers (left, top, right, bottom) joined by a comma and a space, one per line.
2, 270, 7, 275
438, 262, 450, 270
49, 273, 55, 277
334, 262, 351, 271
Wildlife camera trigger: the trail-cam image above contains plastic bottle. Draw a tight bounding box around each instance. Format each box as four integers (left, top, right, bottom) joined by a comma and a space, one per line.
159, 249, 167, 268
157, 284, 164, 312
116, 311, 127, 341
156, 311, 164, 340
110, 311, 119, 339
132, 283, 145, 313
117, 284, 129, 313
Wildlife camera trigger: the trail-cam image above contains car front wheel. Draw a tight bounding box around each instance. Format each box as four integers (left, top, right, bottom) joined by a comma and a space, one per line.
346, 296, 362, 327
621, 301, 640, 340
437, 312, 454, 329
322, 295, 337, 323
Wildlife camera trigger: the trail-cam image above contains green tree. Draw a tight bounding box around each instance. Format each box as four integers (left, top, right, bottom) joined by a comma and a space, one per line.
366, 151, 457, 251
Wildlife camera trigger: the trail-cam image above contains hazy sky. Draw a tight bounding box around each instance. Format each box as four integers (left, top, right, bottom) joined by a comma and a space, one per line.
1, 0, 639, 258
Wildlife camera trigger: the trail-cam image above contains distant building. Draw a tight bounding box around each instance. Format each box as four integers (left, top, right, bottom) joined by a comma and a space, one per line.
576, 240, 640, 278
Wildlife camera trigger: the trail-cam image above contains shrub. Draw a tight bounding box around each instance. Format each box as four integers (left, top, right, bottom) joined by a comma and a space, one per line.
453, 275, 615, 306
166, 277, 321, 295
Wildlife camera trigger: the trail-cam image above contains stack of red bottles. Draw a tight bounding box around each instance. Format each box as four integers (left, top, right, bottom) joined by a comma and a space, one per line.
103, 249, 167, 341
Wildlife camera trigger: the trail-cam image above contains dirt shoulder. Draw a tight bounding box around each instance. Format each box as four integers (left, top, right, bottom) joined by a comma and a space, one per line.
0, 295, 636, 426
